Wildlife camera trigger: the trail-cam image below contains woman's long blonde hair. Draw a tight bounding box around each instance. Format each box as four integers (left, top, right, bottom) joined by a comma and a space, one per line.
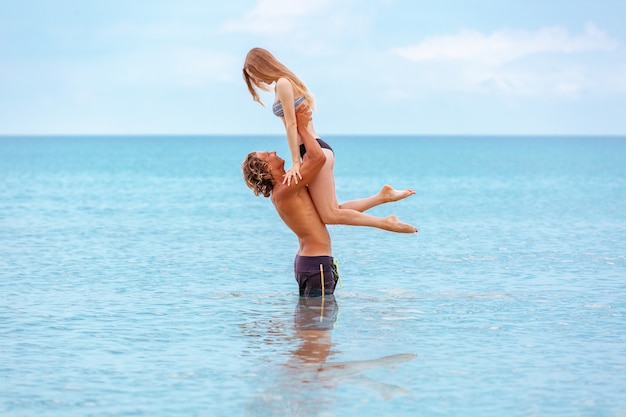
243, 47, 315, 110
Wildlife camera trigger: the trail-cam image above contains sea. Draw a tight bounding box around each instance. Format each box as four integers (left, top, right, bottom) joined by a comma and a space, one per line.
1, 135, 625, 417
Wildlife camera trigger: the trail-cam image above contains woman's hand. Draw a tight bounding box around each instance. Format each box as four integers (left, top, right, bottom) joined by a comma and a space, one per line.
283, 161, 302, 186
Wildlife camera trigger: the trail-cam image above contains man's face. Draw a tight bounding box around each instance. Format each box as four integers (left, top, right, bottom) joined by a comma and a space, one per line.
256, 151, 284, 171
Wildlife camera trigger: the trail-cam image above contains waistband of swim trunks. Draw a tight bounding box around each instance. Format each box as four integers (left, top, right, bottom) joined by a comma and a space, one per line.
294, 254, 334, 270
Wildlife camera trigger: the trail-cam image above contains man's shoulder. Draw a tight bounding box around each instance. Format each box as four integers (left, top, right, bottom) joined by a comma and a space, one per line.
272, 182, 292, 198
271, 182, 302, 203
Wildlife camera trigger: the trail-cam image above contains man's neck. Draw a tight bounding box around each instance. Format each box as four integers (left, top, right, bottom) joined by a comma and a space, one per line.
271, 169, 285, 185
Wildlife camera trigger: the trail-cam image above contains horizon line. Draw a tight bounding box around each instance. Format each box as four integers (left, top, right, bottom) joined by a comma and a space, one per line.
1, 133, 625, 138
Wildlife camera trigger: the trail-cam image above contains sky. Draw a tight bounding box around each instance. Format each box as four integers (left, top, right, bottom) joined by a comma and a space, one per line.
1, 0, 625, 135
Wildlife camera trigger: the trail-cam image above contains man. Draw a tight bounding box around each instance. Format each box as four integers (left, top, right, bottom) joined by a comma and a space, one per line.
242, 104, 417, 297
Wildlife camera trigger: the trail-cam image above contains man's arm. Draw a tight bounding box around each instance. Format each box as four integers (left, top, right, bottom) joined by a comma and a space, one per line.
292, 104, 326, 185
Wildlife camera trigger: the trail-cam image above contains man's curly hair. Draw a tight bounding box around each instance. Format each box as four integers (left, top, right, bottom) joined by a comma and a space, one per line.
242, 152, 275, 197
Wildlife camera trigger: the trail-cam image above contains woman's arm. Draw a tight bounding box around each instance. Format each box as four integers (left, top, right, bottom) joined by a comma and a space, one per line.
275, 77, 302, 185
276, 104, 325, 195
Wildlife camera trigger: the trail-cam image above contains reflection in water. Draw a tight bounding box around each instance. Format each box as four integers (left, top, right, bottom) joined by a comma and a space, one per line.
244, 296, 417, 416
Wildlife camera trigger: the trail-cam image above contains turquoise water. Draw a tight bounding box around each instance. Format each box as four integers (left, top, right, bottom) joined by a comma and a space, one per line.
1, 135, 625, 416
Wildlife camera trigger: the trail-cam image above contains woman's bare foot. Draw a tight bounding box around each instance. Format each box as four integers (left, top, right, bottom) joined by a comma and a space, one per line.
380, 185, 415, 203
383, 215, 418, 233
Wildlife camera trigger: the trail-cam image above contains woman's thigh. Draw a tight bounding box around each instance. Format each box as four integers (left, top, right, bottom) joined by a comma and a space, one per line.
307, 149, 339, 214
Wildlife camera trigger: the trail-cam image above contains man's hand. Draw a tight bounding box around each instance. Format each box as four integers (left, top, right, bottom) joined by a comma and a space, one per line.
295, 103, 312, 132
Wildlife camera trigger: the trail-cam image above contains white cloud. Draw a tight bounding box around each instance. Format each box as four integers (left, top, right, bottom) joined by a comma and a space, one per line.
221, 0, 332, 35
387, 23, 621, 98
391, 23, 617, 66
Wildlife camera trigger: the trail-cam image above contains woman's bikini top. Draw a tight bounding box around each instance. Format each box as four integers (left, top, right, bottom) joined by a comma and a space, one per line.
272, 96, 306, 117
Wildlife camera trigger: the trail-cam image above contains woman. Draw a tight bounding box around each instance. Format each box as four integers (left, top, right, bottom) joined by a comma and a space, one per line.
243, 47, 417, 233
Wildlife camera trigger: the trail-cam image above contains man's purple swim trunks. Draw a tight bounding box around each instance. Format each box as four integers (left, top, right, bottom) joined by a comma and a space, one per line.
294, 255, 339, 297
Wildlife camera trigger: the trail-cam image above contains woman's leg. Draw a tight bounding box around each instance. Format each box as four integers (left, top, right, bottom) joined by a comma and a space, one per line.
307, 150, 417, 233
339, 185, 415, 213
